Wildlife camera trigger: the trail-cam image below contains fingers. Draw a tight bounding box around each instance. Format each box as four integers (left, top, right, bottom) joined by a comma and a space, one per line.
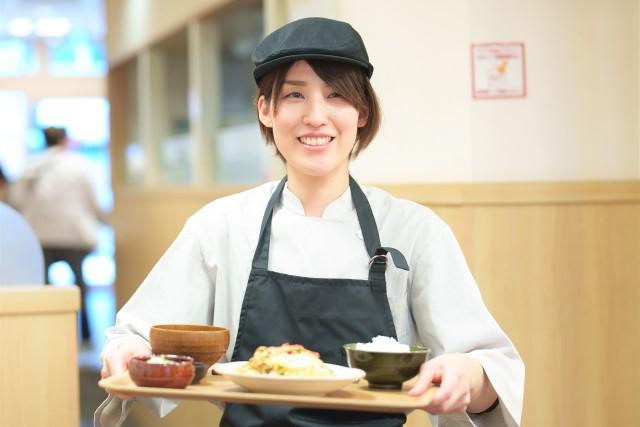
408, 361, 440, 397
101, 339, 151, 379
101, 353, 128, 379
99, 354, 133, 399
410, 354, 473, 414
425, 367, 470, 414
100, 365, 109, 379
100, 340, 151, 400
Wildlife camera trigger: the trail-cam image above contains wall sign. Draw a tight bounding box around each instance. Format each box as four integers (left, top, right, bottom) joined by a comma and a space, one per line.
471, 42, 526, 99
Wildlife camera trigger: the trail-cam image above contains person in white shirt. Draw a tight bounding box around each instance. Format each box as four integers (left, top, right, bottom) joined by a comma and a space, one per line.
8, 126, 104, 340
98, 17, 524, 427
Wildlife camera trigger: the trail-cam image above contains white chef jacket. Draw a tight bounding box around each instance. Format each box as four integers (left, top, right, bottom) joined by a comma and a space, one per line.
7, 146, 103, 249
97, 180, 524, 427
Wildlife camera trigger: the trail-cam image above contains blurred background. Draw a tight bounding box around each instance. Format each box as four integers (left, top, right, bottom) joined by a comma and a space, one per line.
0, 0, 637, 426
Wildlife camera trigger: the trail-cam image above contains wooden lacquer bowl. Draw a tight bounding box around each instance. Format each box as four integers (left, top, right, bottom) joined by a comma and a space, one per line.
150, 324, 230, 367
128, 354, 194, 388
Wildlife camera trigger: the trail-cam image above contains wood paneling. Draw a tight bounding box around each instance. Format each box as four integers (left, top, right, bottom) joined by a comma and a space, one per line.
112, 181, 640, 427
469, 203, 639, 426
0, 286, 80, 427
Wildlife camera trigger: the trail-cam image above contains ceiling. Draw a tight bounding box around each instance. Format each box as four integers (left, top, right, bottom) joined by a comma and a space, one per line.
0, 0, 105, 39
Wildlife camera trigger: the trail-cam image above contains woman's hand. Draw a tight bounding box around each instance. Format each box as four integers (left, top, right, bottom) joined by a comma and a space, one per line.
408, 353, 497, 414
100, 336, 151, 400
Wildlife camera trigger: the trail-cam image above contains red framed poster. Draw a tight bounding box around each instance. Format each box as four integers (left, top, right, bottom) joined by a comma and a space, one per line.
471, 42, 527, 99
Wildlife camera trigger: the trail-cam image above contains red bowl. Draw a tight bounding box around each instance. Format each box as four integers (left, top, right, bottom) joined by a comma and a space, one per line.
128, 354, 195, 388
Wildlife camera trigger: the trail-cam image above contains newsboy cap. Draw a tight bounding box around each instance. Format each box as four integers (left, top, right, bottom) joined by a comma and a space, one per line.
252, 17, 373, 84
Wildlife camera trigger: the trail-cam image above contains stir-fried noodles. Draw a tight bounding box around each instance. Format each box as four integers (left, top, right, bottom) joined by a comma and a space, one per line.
236, 343, 335, 378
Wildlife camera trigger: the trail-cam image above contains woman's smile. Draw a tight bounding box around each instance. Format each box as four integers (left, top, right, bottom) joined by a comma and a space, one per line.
298, 135, 335, 147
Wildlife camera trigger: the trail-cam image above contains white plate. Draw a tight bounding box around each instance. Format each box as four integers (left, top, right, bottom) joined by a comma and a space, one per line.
213, 361, 365, 395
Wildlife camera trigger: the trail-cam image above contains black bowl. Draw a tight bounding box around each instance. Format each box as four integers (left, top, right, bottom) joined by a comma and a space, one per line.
191, 361, 208, 384
343, 343, 430, 389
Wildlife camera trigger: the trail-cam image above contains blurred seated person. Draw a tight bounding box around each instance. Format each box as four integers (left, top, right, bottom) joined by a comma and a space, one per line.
7, 127, 105, 340
0, 163, 10, 201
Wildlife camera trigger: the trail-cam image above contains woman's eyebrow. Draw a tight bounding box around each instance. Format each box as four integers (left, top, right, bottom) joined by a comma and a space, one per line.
283, 80, 333, 89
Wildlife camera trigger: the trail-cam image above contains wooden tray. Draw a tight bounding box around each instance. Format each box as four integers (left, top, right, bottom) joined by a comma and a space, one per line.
98, 372, 436, 413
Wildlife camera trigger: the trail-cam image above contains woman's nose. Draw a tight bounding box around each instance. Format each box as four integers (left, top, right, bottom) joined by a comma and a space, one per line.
302, 98, 329, 127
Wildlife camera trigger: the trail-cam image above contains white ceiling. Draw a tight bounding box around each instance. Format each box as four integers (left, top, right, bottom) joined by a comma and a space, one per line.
0, 0, 105, 39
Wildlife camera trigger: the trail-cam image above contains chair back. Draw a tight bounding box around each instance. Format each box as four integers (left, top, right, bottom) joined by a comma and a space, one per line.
0, 202, 44, 285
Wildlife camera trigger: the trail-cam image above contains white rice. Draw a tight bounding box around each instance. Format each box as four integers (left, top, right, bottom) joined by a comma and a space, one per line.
355, 335, 410, 352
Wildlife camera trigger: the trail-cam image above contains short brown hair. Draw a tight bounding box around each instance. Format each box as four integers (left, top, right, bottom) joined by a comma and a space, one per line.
43, 127, 67, 147
256, 59, 381, 159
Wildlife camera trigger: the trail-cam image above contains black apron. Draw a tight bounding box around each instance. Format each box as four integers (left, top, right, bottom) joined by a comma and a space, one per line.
220, 176, 410, 427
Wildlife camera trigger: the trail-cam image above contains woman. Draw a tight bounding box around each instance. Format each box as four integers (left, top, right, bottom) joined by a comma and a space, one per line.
98, 17, 524, 427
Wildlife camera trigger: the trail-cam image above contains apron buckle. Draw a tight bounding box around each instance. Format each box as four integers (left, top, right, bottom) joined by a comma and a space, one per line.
368, 254, 388, 270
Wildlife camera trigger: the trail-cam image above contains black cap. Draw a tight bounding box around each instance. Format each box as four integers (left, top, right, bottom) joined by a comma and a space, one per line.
252, 17, 373, 84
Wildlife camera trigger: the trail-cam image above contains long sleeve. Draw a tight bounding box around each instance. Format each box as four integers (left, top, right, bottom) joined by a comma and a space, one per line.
96, 214, 217, 425
104, 214, 215, 348
410, 220, 524, 427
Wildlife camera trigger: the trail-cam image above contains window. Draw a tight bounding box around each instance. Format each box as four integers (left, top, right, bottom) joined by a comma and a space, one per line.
0, 39, 38, 76
213, 4, 269, 183
156, 30, 191, 185
47, 32, 107, 77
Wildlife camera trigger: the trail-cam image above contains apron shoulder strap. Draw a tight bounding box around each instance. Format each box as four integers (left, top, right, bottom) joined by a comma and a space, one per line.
350, 176, 409, 272
252, 177, 287, 269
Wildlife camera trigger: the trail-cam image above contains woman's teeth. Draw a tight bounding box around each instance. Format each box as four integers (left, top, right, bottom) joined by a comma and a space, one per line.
298, 136, 334, 146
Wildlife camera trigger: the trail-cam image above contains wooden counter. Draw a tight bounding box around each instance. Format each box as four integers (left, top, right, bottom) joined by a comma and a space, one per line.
0, 285, 80, 427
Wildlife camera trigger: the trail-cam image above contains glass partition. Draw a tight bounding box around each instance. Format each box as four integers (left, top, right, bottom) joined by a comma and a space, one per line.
156, 30, 191, 185
123, 58, 144, 185
0, 39, 39, 76
46, 31, 107, 77
212, 4, 268, 183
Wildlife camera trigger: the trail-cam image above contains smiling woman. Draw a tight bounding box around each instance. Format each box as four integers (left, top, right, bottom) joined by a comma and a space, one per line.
98, 16, 524, 427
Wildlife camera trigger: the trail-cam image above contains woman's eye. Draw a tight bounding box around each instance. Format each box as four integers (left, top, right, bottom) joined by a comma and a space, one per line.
284, 91, 304, 99
328, 92, 342, 99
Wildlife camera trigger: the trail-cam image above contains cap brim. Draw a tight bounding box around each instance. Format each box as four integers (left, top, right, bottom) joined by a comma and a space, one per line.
253, 53, 373, 84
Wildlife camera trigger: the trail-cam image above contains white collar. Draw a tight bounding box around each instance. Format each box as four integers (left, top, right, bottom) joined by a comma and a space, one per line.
281, 183, 354, 220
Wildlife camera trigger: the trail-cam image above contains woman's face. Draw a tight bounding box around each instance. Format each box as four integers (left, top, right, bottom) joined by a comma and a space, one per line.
258, 60, 367, 180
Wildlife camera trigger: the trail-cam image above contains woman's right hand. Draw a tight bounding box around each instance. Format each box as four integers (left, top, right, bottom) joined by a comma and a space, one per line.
100, 336, 151, 400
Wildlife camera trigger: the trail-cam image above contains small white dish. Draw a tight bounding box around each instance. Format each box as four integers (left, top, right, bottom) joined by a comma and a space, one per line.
213, 361, 365, 395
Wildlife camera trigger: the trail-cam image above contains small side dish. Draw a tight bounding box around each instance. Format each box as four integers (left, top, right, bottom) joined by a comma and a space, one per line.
191, 361, 208, 384
128, 354, 195, 388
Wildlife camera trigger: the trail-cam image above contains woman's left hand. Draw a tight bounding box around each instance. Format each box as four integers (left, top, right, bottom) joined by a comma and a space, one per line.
408, 353, 497, 414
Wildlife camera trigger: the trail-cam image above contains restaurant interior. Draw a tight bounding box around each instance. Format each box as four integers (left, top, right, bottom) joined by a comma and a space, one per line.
0, 0, 638, 426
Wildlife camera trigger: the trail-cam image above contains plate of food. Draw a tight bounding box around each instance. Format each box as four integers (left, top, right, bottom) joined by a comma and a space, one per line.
213, 343, 365, 395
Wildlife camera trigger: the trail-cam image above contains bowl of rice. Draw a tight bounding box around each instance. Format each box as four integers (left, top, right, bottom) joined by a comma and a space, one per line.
343, 336, 430, 389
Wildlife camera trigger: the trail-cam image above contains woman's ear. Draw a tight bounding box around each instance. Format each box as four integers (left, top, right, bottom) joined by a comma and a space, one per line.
357, 107, 369, 128
257, 95, 273, 128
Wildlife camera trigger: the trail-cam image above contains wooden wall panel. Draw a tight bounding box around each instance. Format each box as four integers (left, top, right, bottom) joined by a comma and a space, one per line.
0, 286, 80, 427
113, 187, 247, 306
111, 181, 639, 427
469, 201, 639, 427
